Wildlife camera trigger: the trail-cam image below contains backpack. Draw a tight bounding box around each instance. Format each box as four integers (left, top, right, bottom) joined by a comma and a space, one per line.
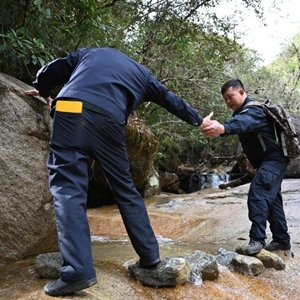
245, 99, 300, 159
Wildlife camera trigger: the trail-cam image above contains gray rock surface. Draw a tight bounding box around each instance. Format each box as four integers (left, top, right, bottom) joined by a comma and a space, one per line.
184, 250, 219, 281
0, 72, 57, 266
34, 252, 61, 279
236, 246, 286, 270
231, 254, 264, 276
128, 257, 190, 287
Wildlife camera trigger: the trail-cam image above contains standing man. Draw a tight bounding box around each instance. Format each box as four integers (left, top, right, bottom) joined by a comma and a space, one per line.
26, 47, 211, 296
201, 79, 291, 256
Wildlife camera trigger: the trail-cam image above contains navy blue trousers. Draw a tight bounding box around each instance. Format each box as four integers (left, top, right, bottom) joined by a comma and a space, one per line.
248, 157, 290, 246
47, 108, 159, 281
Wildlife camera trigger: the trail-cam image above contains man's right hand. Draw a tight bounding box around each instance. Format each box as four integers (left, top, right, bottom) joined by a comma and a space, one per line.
200, 120, 225, 137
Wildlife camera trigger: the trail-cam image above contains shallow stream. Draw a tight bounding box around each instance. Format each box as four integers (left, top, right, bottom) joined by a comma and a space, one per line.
1, 179, 300, 299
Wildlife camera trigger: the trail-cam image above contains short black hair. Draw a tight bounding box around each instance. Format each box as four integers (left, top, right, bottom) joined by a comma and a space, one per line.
221, 79, 244, 95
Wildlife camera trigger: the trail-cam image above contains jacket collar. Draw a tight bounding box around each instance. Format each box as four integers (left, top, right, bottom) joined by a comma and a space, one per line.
232, 96, 253, 116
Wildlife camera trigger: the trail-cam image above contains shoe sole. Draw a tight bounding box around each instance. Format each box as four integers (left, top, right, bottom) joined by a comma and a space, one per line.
44, 277, 97, 296
265, 246, 291, 251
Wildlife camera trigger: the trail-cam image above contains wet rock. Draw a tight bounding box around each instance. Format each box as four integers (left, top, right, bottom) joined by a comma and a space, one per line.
160, 172, 180, 193
236, 246, 285, 270
236, 247, 285, 270
231, 254, 264, 276
128, 257, 190, 287
215, 248, 237, 266
184, 250, 219, 281
34, 252, 61, 279
255, 250, 286, 270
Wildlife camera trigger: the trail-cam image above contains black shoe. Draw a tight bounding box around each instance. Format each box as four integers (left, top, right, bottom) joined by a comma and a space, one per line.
44, 277, 97, 296
265, 240, 291, 251
139, 258, 161, 268
245, 240, 263, 255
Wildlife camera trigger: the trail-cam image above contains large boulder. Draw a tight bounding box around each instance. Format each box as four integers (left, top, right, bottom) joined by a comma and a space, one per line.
0, 73, 57, 266
0, 73, 159, 266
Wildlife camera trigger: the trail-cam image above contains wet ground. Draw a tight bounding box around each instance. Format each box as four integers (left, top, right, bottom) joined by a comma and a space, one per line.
1, 179, 300, 299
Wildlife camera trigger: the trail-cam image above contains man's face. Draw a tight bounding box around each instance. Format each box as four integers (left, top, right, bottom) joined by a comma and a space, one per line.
223, 86, 245, 111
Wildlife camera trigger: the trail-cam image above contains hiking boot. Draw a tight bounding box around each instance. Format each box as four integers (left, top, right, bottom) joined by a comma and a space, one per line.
44, 277, 97, 296
245, 240, 264, 255
264, 240, 291, 252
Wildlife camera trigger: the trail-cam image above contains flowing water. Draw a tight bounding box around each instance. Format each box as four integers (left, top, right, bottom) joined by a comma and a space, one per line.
181, 173, 231, 192
91, 235, 222, 264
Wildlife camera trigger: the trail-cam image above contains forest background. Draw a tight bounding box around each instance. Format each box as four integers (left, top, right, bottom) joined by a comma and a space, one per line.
1, 0, 300, 172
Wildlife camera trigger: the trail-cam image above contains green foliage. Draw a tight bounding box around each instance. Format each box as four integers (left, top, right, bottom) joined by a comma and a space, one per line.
263, 33, 300, 113
0, 28, 53, 66
0, 0, 110, 82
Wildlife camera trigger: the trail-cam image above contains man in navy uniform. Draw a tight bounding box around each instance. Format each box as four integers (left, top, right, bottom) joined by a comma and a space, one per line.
201, 79, 291, 256
26, 47, 211, 296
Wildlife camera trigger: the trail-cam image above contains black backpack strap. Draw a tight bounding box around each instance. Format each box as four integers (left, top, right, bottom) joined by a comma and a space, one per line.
243, 101, 281, 152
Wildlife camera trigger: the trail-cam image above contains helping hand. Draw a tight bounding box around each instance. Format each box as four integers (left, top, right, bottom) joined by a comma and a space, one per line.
200, 112, 214, 130
200, 119, 225, 137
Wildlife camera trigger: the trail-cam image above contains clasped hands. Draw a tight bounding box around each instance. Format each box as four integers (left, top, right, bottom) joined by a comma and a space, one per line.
199, 112, 225, 137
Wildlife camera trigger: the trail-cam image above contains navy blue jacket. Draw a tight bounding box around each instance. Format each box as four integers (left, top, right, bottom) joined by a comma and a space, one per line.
222, 96, 285, 168
33, 47, 203, 126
